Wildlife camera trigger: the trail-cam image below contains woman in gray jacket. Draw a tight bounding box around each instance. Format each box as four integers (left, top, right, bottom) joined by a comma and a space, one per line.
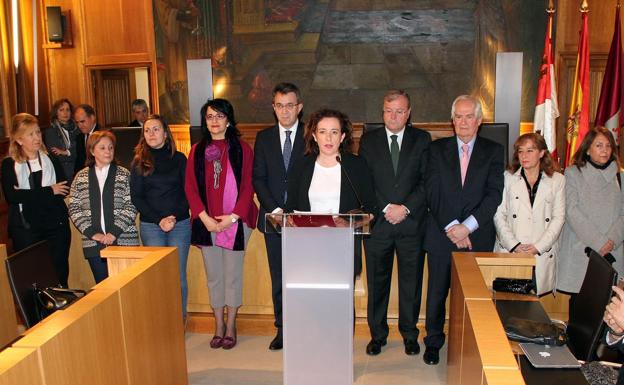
558, 127, 624, 301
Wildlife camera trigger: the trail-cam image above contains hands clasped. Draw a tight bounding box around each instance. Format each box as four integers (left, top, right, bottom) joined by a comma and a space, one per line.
446, 224, 472, 250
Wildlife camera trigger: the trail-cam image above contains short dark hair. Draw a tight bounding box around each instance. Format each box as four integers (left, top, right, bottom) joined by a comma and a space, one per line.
75, 103, 96, 117
304, 108, 353, 156
272, 82, 301, 103
199, 98, 241, 145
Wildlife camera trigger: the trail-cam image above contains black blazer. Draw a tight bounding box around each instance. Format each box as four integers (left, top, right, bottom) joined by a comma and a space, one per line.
358, 124, 431, 238
75, 124, 102, 173
424, 135, 504, 255
285, 153, 377, 276
252, 122, 305, 232
1, 156, 69, 233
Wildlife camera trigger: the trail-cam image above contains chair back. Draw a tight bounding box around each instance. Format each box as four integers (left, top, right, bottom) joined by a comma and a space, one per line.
567, 250, 618, 361
5, 241, 60, 328
478, 123, 509, 165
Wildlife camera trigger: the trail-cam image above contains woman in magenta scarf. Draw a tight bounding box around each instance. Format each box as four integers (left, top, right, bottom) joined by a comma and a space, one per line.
185, 99, 258, 350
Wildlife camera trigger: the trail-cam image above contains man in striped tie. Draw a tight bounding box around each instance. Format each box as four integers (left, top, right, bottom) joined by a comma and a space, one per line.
252, 82, 305, 351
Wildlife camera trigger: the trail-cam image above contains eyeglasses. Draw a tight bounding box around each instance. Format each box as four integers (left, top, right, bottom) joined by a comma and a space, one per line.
273, 103, 299, 111
206, 113, 226, 121
383, 109, 408, 115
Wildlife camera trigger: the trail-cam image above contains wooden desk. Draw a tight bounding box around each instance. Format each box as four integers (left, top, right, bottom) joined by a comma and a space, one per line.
1, 247, 187, 385
449, 252, 535, 385
0, 244, 18, 348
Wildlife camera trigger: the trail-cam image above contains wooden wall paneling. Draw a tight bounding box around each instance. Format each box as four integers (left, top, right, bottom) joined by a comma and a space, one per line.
41, 0, 88, 108
67, 211, 96, 290
0, 244, 19, 348
0, 1, 17, 133
13, 289, 130, 385
98, 248, 188, 385
79, 0, 153, 63
0, 347, 44, 385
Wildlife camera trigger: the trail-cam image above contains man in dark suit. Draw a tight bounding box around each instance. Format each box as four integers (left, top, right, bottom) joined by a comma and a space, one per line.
74, 104, 102, 173
359, 90, 431, 357
252, 82, 305, 350
423, 95, 504, 365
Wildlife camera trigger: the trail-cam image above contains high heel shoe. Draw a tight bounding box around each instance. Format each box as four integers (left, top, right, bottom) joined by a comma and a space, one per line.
222, 330, 237, 350
210, 335, 224, 349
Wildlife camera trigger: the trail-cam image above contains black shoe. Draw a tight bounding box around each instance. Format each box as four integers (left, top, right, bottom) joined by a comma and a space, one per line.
269, 333, 283, 350
423, 347, 440, 365
404, 339, 420, 355
366, 339, 387, 356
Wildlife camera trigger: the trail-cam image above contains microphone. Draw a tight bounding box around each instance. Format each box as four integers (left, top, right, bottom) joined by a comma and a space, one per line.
336, 155, 364, 210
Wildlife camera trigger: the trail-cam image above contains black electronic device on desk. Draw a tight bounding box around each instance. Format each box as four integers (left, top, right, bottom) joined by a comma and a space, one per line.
495, 299, 551, 325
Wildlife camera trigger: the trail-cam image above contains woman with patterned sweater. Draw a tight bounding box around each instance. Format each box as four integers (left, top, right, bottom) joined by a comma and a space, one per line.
68, 131, 139, 283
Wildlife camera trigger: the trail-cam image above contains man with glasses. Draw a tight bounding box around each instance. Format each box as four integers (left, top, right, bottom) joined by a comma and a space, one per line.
422, 95, 503, 365
252, 82, 305, 350
359, 90, 431, 358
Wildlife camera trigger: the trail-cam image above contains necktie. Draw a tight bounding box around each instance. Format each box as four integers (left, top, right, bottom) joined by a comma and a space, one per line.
390, 135, 399, 174
283, 130, 292, 170
283, 130, 292, 202
460, 143, 469, 186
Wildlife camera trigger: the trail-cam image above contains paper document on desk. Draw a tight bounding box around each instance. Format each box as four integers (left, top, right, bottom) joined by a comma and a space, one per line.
520, 343, 581, 368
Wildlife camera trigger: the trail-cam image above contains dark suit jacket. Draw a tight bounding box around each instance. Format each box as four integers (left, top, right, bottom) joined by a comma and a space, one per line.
75, 124, 102, 173
128, 120, 141, 127
358, 124, 431, 238
285, 152, 378, 275
43, 122, 78, 182
424, 135, 504, 254
252, 122, 305, 232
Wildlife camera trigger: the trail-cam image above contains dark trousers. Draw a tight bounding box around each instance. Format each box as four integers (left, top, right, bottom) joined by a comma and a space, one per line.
264, 232, 283, 331
87, 255, 109, 284
365, 235, 425, 341
424, 250, 452, 349
11, 220, 71, 287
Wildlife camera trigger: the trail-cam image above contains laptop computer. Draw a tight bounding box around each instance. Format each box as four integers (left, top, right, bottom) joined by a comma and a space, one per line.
520, 343, 581, 368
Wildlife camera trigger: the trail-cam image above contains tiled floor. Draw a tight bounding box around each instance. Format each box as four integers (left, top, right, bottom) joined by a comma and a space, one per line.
186, 333, 447, 385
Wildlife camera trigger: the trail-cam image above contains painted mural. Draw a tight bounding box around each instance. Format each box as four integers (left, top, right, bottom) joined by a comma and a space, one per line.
153, 0, 546, 125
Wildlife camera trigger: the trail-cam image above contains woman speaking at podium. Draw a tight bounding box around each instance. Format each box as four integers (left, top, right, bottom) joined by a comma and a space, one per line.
285, 108, 377, 277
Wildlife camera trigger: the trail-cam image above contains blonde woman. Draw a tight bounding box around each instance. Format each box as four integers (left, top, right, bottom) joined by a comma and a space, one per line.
1, 113, 71, 286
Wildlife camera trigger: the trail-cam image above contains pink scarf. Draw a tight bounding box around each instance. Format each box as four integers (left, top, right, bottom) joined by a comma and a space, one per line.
215, 158, 239, 249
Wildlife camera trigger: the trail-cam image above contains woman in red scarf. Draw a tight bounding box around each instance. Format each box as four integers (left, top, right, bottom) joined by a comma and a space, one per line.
185, 99, 258, 349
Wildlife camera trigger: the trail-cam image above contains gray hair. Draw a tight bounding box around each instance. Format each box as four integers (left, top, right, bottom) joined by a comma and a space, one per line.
451, 95, 482, 120
131, 98, 148, 112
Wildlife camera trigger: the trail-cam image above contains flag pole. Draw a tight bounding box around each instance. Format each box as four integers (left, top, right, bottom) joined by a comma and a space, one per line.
581, 0, 589, 12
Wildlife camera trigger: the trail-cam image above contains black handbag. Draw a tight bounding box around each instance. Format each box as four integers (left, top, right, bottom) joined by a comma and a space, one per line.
33, 284, 86, 320
493, 277, 535, 295
504, 316, 567, 346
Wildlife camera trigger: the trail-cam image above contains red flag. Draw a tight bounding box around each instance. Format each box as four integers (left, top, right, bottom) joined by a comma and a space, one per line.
534, 11, 559, 156
595, 6, 623, 144
565, 9, 591, 167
